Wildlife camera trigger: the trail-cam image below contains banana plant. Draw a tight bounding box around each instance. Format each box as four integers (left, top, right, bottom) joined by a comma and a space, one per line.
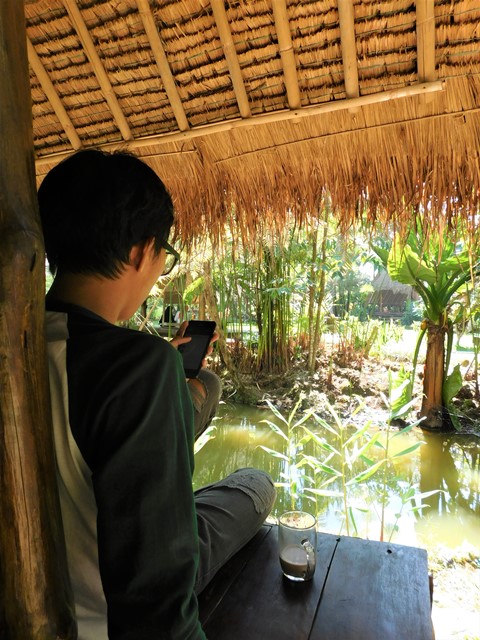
373, 228, 479, 431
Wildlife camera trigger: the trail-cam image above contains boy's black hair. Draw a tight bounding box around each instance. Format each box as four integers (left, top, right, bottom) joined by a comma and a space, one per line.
38, 149, 174, 278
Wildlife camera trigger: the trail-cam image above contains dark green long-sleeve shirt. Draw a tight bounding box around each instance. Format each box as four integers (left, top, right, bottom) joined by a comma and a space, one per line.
46, 299, 206, 640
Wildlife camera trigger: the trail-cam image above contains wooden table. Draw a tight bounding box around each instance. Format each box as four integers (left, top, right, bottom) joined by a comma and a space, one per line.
198, 525, 434, 640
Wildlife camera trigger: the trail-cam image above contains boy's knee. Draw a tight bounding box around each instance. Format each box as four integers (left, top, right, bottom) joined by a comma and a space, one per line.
219, 468, 276, 516
197, 368, 222, 403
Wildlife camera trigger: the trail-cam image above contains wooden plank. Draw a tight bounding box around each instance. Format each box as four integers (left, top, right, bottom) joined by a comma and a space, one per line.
199, 525, 339, 640
312, 536, 434, 640
199, 525, 271, 624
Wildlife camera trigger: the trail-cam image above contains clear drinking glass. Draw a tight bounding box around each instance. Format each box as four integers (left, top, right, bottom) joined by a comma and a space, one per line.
278, 510, 317, 582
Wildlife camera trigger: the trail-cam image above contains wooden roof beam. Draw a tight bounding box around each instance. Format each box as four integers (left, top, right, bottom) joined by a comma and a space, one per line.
210, 0, 251, 119
416, 0, 436, 82
272, 0, 301, 109
61, 0, 132, 141
136, 0, 189, 132
338, 0, 359, 99
27, 36, 82, 151
35, 81, 445, 169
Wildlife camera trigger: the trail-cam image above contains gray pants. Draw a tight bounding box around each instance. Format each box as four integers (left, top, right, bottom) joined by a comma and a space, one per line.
190, 369, 276, 593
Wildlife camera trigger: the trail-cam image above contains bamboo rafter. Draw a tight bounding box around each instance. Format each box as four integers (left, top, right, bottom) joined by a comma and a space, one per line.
416, 0, 436, 83
272, 0, 301, 109
338, 0, 359, 99
136, 0, 189, 131
210, 0, 251, 118
61, 0, 132, 141
26, 36, 82, 150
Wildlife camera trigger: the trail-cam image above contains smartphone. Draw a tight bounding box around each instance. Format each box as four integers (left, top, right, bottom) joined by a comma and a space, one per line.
178, 320, 216, 378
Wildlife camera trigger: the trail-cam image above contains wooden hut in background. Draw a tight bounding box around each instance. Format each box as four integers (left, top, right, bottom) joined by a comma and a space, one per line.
2, 1, 480, 636
369, 270, 420, 320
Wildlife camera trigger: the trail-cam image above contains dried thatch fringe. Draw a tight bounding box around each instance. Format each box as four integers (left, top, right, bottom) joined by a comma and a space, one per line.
27, 1, 480, 247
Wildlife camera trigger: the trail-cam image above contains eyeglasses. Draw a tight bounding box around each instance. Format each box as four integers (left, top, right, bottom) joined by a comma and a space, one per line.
161, 240, 180, 276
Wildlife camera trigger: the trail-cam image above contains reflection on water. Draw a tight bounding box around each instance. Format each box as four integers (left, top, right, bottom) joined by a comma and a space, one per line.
193, 402, 480, 550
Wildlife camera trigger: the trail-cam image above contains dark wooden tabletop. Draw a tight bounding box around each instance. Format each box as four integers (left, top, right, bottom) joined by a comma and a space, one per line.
198, 524, 434, 640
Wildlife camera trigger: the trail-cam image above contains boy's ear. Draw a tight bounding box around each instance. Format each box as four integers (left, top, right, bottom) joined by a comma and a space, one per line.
129, 238, 155, 271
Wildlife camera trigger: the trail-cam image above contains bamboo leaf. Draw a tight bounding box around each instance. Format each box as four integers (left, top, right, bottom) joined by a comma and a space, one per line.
392, 442, 424, 457
263, 400, 289, 426
344, 422, 371, 447
348, 507, 358, 537
305, 488, 344, 498
414, 489, 445, 500
257, 445, 289, 461
316, 463, 342, 476
346, 459, 385, 485
287, 397, 303, 426
311, 416, 340, 438
259, 419, 289, 441
300, 426, 339, 453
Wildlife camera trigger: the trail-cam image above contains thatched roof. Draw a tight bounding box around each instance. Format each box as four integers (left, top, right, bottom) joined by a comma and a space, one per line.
26, 1, 480, 244
371, 270, 415, 296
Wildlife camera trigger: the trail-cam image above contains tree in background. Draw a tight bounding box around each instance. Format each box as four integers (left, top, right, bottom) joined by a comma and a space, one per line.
373, 222, 479, 431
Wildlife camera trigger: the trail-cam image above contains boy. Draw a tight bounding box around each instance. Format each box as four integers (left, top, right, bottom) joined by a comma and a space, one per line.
38, 149, 275, 639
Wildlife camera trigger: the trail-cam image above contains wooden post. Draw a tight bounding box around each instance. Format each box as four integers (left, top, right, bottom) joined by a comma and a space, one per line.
0, 1, 77, 637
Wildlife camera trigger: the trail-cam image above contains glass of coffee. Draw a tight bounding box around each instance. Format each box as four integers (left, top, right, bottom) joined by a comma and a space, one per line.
278, 510, 316, 582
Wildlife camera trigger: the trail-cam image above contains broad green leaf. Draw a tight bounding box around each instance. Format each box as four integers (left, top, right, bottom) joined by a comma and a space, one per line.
388, 369, 413, 419
444, 364, 463, 406
371, 245, 389, 266
183, 276, 205, 305
388, 241, 437, 286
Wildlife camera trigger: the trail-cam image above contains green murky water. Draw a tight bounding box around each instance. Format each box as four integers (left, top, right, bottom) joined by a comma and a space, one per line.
193, 403, 480, 550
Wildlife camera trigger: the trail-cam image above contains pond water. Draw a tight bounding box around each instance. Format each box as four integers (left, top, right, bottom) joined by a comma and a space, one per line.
193, 402, 480, 551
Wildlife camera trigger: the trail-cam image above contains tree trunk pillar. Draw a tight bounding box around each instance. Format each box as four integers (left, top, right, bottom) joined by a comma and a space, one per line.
420, 321, 447, 430
0, 1, 76, 637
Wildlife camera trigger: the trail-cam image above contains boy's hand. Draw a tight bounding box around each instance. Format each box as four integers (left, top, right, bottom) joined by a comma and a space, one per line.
170, 320, 190, 350
169, 320, 219, 369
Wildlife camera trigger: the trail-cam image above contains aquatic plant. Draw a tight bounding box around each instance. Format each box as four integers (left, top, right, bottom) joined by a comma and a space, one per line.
259, 389, 442, 541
